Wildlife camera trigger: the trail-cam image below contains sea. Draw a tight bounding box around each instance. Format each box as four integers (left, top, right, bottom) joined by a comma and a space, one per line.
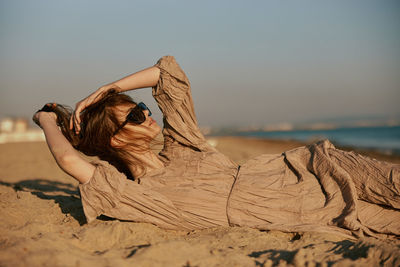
235, 125, 400, 155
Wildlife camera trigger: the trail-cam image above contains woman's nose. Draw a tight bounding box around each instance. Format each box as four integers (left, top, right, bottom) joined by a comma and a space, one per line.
143, 109, 150, 117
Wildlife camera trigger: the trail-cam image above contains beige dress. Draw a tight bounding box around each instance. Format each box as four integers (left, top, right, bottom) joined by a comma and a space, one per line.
79, 56, 400, 238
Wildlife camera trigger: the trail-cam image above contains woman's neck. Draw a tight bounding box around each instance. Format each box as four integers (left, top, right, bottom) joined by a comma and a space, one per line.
127, 150, 164, 178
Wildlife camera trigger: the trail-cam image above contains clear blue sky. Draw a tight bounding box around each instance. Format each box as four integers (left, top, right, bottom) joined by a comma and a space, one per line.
1, 0, 399, 128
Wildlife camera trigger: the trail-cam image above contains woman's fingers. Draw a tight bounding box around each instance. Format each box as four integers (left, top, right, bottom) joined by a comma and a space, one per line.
68, 87, 106, 133
69, 115, 74, 131
72, 99, 91, 133
70, 101, 83, 133
73, 106, 83, 133
69, 104, 79, 131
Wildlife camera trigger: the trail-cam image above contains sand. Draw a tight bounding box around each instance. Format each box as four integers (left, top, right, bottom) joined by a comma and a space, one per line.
1, 138, 399, 267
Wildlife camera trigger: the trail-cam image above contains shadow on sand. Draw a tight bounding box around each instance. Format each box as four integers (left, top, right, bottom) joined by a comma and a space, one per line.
0, 179, 87, 225
247, 239, 373, 266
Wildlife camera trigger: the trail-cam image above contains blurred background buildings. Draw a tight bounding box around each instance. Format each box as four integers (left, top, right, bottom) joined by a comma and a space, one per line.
0, 118, 44, 143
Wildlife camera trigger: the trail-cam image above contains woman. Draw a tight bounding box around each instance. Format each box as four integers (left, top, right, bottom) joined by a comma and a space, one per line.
34, 56, 400, 238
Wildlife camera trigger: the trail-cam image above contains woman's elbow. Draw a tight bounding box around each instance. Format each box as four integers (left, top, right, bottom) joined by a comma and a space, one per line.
56, 153, 79, 172
56, 153, 95, 184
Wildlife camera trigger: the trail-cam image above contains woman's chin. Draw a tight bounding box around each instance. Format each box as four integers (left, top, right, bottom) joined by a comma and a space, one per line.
153, 123, 162, 136
147, 123, 161, 139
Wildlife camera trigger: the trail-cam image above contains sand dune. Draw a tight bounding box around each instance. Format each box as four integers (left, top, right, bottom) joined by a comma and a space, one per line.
1, 139, 399, 266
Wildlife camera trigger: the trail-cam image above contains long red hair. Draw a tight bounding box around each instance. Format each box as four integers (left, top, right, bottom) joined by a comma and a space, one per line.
52, 89, 155, 180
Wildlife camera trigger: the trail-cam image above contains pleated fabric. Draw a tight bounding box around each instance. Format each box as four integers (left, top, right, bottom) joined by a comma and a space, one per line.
79, 56, 400, 238
227, 140, 400, 238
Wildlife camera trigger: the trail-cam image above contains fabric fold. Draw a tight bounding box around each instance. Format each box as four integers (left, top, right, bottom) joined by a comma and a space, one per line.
227, 140, 400, 238
152, 55, 210, 151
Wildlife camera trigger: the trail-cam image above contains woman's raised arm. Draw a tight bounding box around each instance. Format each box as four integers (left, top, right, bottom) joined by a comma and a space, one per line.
111, 66, 160, 93
70, 66, 160, 133
34, 112, 95, 184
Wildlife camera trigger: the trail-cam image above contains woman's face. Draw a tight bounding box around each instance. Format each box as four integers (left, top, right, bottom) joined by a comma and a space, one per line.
131, 108, 162, 139
114, 104, 161, 141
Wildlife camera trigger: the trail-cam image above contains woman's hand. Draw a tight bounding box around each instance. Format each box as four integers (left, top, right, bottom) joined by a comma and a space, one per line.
69, 65, 160, 134
69, 84, 117, 134
33, 110, 57, 128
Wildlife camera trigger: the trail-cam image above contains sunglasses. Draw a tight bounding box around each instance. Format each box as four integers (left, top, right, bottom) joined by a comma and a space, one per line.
112, 102, 152, 136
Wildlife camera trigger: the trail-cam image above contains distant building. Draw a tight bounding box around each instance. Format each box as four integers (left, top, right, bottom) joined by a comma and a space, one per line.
0, 117, 44, 144
0, 118, 13, 133
15, 118, 28, 132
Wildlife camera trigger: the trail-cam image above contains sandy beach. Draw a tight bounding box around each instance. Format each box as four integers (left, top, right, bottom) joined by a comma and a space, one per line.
1, 137, 399, 266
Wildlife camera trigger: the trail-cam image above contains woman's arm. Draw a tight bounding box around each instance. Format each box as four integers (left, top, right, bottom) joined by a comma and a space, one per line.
70, 66, 160, 133
37, 112, 95, 184
109, 66, 160, 93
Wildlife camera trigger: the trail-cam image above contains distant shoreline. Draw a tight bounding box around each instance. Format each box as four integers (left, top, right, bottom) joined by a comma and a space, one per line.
208, 125, 400, 158
206, 135, 400, 165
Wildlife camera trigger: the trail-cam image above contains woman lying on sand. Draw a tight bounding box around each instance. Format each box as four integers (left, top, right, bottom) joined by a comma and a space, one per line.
33, 56, 400, 239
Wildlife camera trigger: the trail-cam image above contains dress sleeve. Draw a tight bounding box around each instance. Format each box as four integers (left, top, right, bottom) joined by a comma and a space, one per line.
152, 56, 209, 151
78, 160, 191, 230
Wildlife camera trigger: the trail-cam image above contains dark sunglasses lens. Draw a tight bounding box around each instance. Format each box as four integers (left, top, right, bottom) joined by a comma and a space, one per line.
125, 103, 152, 125
127, 107, 146, 124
